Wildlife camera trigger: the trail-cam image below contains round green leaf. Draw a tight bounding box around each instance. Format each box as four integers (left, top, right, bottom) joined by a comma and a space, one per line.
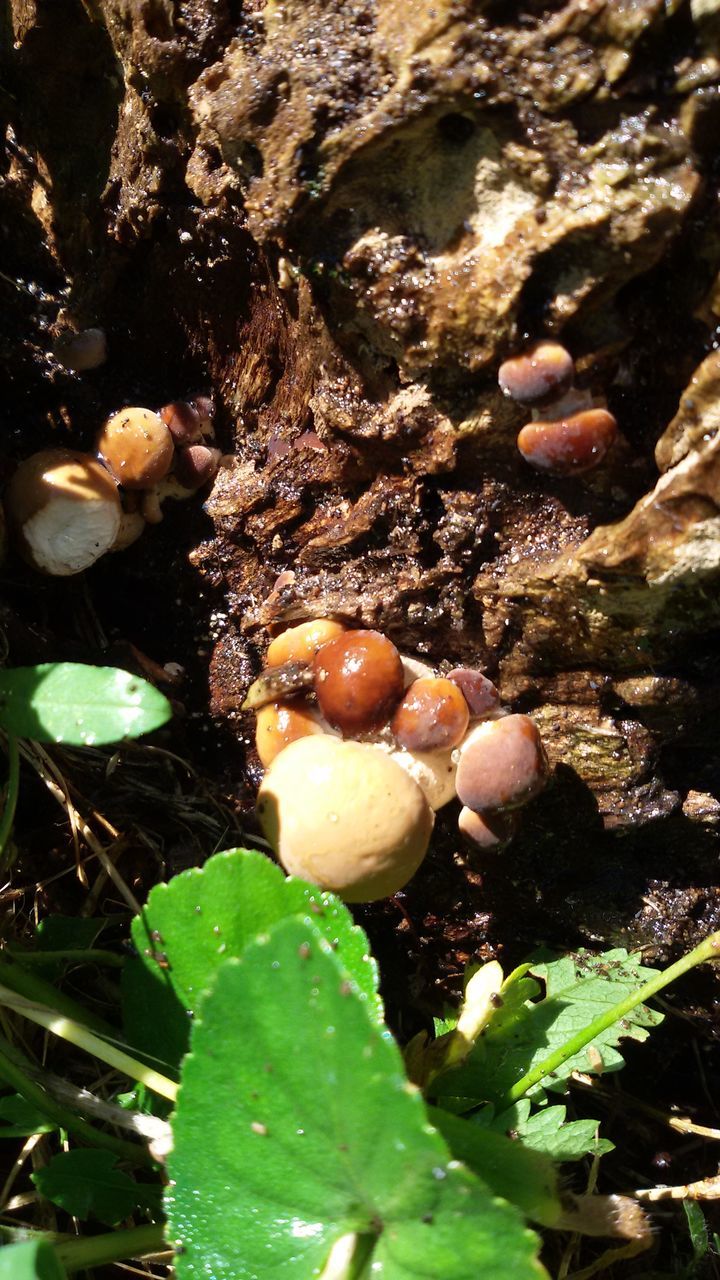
0, 664, 171, 745
166, 918, 545, 1280
123, 847, 381, 1070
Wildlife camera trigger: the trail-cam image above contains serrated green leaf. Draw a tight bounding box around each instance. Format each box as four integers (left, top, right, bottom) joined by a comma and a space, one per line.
0, 1094, 58, 1137
432, 948, 662, 1109
478, 1102, 614, 1161
32, 1150, 160, 1226
428, 1107, 562, 1228
0, 665, 171, 745
167, 918, 545, 1280
0, 1240, 66, 1280
122, 847, 381, 1071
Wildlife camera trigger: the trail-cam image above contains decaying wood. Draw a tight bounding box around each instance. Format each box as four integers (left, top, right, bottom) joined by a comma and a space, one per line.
3, 0, 720, 972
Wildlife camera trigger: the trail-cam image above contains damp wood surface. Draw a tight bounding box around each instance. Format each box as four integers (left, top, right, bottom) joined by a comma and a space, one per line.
2, 0, 720, 1021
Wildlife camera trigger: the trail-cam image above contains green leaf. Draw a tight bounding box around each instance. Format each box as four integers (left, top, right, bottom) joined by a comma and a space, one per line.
0, 664, 171, 745
0, 1094, 58, 1137
477, 1101, 614, 1161
32, 1150, 161, 1226
683, 1201, 709, 1264
167, 918, 545, 1280
432, 948, 663, 1109
0, 1241, 67, 1280
122, 847, 381, 1070
428, 1107, 562, 1229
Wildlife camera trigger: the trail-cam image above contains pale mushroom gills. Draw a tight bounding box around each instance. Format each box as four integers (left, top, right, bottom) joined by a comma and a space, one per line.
257, 735, 434, 902
5, 449, 122, 575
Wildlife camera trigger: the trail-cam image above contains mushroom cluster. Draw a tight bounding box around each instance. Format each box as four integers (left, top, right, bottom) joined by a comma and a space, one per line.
498, 340, 618, 476
4, 395, 220, 576
251, 620, 549, 902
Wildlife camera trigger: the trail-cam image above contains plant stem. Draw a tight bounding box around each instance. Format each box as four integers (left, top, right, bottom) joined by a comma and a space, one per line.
7, 948, 125, 968
0, 1036, 152, 1165
0, 982, 178, 1102
0, 953, 116, 1037
500, 929, 720, 1110
54, 1222, 168, 1272
0, 733, 19, 867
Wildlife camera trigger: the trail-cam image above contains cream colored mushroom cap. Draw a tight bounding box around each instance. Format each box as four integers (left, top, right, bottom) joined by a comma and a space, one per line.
5, 449, 121, 575
257, 734, 434, 902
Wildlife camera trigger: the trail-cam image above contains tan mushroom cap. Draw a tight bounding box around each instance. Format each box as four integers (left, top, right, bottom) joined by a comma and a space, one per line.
266, 618, 346, 668
255, 700, 324, 767
257, 734, 434, 902
455, 714, 549, 813
97, 407, 174, 489
458, 806, 519, 851
5, 449, 122, 575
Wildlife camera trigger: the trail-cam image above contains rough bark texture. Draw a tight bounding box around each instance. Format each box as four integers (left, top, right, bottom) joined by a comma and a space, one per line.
3, 0, 720, 1005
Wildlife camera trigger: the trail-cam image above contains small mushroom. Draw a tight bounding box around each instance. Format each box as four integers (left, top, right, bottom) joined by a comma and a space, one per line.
498, 340, 574, 405
384, 743, 457, 810
174, 445, 221, 490
312, 629, 404, 735
257, 734, 433, 902
446, 668, 500, 718
455, 715, 549, 813
391, 676, 469, 752
266, 618, 346, 668
160, 401, 203, 446
97, 407, 174, 490
517, 409, 617, 476
255, 700, 324, 767
458, 806, 519, 851
52, 327, 107, 372
5, 449, 122, 575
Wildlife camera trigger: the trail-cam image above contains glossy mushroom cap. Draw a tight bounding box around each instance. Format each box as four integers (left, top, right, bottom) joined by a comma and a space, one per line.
160, 401, 203, 446
312, 629, 404, 735
391, 677, 469, 752
175, 445, 221, 490
53, 328, 107, 372
97, 407, 175, 490
455, 715, 549, 813
255, 701, 323, 768
257, 735, 433, 902
446, 668, 500, 718
498, 341, 574, 405
5, 449, 122, 575
517, 409, 617, 476
266, 618, 346, 668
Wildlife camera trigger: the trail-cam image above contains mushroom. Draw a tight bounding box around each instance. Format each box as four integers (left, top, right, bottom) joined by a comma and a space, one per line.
455, 715, 549, 813
498, 340, 574, 405
5, 449, 122, 575
312, 629, 404, 735
96, 407, 174, 490
391, 676, 470, 752
266, 618, 346, 668
517, 409, 617, 475
52, 327, 107, 372
384, 743, 457, 810
255, 700, 324, 767
458, 806, 519, 851
446, 668, 500, 718
257, 734, 433, 902
160, 401, 203, 446
174, 445, 221, 490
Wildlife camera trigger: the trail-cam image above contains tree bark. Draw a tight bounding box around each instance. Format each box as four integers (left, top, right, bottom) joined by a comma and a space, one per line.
3, 0, 720, 999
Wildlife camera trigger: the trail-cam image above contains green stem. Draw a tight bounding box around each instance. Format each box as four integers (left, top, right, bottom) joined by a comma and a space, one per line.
7, 948, 125, 968
0, 733, 19, 867
0, 983, 178, 1102
54, 1223, 167, 1272
500, 929, 720, 1110
0, 953, 116, 1037
0, 1037, 153, 1165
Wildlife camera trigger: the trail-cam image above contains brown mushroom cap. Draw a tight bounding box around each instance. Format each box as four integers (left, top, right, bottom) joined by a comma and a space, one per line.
5, 449, 122, 575
498, 340, 574, 405
97, 407, 174, 489
267, 619, 346, 668
174, 445, 221, 490
455, 715, 549, 813
53, 327, 107, 372
517, 409, 617, 476
391, 677, 469, 752
255, 700, 323, 768
312, 629, 404, 735
257, 735, 433, 902
160, 401, 203, 446
446, 668, 500, 718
